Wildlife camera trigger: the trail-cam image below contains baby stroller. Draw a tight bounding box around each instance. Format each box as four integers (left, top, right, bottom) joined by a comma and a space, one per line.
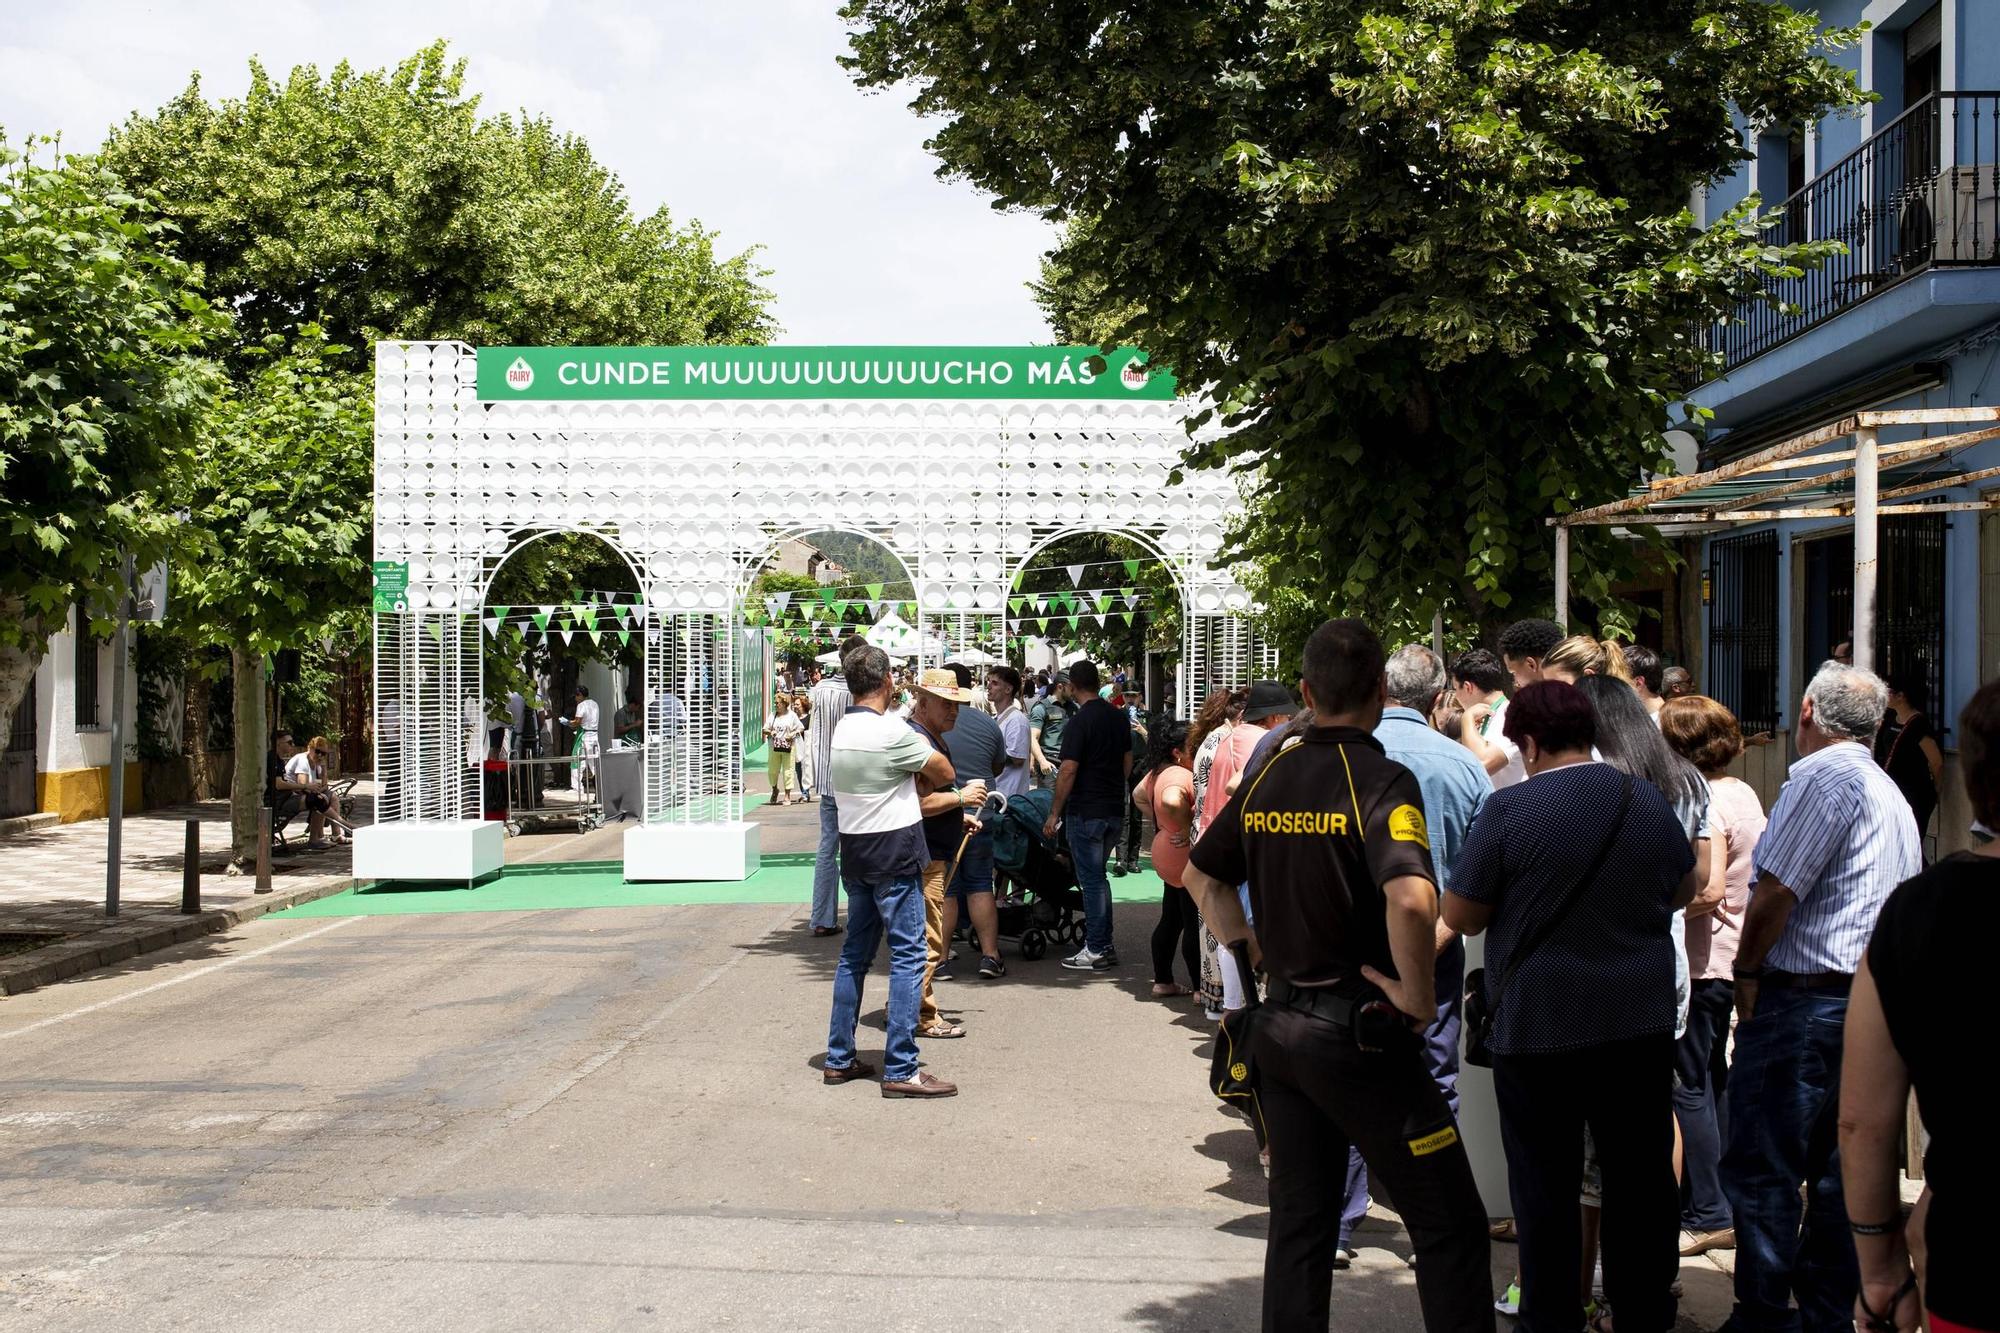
988, 786, 1084, 961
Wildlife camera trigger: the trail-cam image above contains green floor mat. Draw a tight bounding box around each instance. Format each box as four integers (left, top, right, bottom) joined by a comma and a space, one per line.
275, 852, 820, 917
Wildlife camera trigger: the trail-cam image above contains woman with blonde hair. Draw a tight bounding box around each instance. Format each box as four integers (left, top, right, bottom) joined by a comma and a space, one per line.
1542, 634, 1634, 685
1187, 686, 1248, 1020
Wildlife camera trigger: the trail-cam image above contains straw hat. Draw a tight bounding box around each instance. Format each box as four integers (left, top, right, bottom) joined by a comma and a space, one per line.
914, 667, 974, 704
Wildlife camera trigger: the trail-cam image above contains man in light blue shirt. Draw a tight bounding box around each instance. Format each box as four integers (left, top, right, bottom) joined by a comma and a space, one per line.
1721, 661, 1919, 1333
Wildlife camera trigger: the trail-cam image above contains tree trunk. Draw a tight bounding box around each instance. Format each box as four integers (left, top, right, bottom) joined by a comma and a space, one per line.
229, 642, 266, 864
0, 598, 54, 729
184, 672, 214, 800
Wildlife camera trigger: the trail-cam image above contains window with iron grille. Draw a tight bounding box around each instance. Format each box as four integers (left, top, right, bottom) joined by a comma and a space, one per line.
1798, 516, 1947, 735
73, 609, 101, 730
1708, 531, 1781, 733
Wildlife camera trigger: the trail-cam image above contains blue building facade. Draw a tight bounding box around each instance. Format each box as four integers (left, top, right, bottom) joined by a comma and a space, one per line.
1688, 0, 1999, 851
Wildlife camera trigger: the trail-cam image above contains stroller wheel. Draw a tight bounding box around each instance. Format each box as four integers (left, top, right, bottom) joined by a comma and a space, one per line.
1020, 929, 1047, 961
1061, 919, 1083, 946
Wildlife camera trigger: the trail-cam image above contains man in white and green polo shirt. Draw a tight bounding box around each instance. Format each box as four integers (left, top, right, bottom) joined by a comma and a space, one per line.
822, 644, 961, 1100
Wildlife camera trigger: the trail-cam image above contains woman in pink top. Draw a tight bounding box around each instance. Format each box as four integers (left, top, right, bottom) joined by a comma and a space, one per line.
1136, 721, 1197, 997
1662, 694, 1768, 1249
1186, 689, 1243, 1016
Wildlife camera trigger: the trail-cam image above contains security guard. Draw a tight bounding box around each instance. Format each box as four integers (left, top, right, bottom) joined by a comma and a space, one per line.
1187, 618, 1493, 1333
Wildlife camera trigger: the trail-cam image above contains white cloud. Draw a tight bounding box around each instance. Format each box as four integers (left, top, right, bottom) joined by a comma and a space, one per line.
0, 0, 1056, 344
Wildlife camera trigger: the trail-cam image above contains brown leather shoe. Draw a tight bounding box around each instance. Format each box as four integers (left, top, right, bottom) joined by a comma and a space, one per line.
881, 1071, 957, 1099
822, 1061, 876, 1085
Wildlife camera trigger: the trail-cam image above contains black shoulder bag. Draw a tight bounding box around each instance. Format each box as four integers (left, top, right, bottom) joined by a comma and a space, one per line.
1209, 940, 1264, 1136
1463, 773, 1632, 1068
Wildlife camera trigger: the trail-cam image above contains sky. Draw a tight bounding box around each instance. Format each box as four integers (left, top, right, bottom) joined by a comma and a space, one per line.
0, 0, 1058, 345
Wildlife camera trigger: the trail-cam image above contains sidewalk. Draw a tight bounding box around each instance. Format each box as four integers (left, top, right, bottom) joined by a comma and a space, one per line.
0, 789, 369, 995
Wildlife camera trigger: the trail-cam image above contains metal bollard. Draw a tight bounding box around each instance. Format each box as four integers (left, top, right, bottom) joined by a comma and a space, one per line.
181, 819, 200, 914
255, 808, 272, 894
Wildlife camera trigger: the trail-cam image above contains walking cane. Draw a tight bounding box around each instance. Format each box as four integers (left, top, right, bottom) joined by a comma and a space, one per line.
943, 791, 1009, 888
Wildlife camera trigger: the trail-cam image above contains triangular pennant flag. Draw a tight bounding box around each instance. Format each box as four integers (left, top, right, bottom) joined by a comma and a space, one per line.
1095, 593, 1113, 614
1012, 570, 1024, 591
834, 600, 850, 618
817, 587, 837, 607
492, 605, 511, 623
775, 592, 793, 610
1067, 615, 1081, 632
1123, 559, 1139, 579
866, 583, 884, 601
618, 630, 631, 647
1125, 593, 1142, 610
532, 609, 552, 632
1066, 564, 1086, 587
763, 596, 783, 621
1091, 614, 1104, 627
483, 616, 501, 637
1009, 597, 1025, 615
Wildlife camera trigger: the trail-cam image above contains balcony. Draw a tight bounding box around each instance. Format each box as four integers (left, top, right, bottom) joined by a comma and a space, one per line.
1709, 92, 2000, 373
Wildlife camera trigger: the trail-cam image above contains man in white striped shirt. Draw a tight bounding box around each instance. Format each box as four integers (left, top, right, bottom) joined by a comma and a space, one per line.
1720, 661, 1920, 1333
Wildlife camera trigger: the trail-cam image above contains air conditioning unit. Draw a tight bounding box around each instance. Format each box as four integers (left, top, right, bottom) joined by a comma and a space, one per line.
1932, 164, 1998, 262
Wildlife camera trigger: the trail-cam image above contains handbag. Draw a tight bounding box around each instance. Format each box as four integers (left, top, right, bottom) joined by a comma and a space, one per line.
1209, 940, 1265, 1135
1463, 773, 1632, 1068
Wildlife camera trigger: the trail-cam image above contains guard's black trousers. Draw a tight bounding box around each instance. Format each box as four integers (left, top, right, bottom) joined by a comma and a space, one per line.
1254, 1001, 1494, 1333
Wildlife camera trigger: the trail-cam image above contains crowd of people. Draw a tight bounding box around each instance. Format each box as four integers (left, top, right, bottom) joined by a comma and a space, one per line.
803, 616, 1982, 1333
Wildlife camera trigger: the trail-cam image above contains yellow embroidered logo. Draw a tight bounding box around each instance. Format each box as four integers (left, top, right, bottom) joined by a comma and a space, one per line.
1388, 804, 1430, 848
1408, 1125, 1459, 1156
1230, 1062, 1248, 1082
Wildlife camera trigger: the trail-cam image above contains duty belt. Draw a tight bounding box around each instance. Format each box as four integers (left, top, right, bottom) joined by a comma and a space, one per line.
1265, 976, 1364, 1026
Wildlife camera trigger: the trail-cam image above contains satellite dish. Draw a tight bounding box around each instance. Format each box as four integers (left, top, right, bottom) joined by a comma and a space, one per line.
1661, 429, 1699, 478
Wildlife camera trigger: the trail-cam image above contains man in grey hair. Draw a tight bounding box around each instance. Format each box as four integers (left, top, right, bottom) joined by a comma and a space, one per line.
1718, 661, 1920, 1331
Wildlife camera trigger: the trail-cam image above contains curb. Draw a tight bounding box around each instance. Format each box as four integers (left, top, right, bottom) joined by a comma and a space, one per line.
0, 878, 356, 996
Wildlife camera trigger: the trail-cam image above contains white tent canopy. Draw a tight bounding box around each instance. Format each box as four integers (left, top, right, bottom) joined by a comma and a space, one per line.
864, 610, 922, 659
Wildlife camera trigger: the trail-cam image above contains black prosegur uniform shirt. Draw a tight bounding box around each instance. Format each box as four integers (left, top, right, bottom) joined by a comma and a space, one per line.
1056, 696, 1133, 821
1188, 725, 1436, 988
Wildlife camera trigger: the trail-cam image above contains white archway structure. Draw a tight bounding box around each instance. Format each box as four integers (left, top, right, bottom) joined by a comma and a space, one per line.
358, 343, 1267, 885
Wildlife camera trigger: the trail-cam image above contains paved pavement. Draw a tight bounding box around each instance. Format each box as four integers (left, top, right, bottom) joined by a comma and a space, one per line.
0, 792, 367, 994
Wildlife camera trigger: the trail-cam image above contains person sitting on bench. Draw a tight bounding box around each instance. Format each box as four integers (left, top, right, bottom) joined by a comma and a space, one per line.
267, 729, 331, 850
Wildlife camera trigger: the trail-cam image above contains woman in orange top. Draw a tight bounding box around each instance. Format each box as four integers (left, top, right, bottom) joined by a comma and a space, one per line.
1135, 720, 1197, 998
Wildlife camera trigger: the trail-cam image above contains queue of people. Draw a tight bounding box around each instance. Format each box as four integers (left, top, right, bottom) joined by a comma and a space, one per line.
806, 615, 1978, 1333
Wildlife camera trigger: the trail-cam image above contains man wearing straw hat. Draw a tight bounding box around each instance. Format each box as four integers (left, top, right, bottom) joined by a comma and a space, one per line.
908, 667, 988, 1040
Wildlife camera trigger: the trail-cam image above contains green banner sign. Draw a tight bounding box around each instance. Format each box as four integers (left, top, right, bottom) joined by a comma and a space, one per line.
475, 345, 1175, 401
372, 560, 409, 614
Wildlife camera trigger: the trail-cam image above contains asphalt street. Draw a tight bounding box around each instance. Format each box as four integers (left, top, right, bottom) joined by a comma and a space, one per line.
0, 794, 1736, 1330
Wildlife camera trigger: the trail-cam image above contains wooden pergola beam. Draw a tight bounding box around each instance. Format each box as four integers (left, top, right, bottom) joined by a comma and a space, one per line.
1558, 500, 2000, 525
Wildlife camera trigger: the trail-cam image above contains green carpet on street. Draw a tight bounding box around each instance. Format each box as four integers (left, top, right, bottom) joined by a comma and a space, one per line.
276, 847, 1166, 917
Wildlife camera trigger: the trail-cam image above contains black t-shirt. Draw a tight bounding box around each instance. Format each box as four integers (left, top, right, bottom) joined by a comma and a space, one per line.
1867, 851, 1997, 1328
1872, 711, 1939, 824
909, 720, 962, 863
264, 750, 283, 807
1188, 725, 1436, 987
1056, 696, 1133, 820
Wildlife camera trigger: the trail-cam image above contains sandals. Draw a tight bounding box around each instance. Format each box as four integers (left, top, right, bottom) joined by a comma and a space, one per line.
1151, 983, 1192, 997
917, 1019, 965, 1039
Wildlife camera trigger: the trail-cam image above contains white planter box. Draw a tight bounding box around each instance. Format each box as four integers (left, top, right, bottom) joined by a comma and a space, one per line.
352, 819, 505, 886
623, 822, 761, 883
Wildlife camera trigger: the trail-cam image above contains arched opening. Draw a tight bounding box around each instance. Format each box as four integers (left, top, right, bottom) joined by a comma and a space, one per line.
1005, 527, 1187, 718
480, 528, 646, 849
738, 527, 918, 808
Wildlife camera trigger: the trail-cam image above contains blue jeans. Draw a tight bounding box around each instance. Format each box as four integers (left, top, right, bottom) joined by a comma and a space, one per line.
811, 793, 840, 930
1065, 814, 1120, 954
1677, 978, 1735, 1232
1340, 937, 1466, 1247
824, 871, 925, 1084
1720, 986, 1855, 1333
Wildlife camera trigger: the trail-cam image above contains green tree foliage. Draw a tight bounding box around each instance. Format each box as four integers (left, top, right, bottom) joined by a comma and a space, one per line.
174, 330, 372, 856
0, 134, 227, 726
98, 42, 775, 365
843, 0, 1866, 644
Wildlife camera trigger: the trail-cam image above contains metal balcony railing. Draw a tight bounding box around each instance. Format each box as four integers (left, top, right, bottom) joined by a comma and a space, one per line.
1709, 92, 2000, 372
